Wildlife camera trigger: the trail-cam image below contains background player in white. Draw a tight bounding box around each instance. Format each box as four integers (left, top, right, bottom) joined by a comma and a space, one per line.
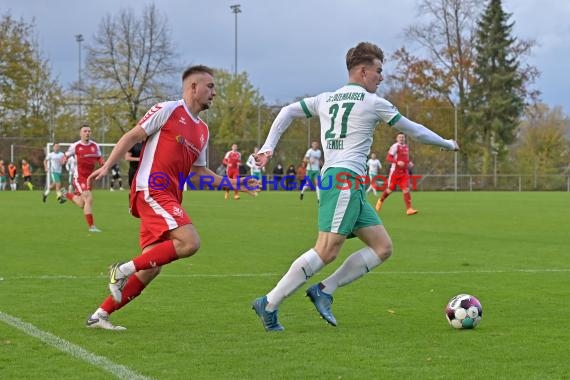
365, 152, 382, 196
251, 41, 458, 331
300, 140, 322, 201
65, 155, 76, 192
43, 143, 66, 203
246, 146, 263, 180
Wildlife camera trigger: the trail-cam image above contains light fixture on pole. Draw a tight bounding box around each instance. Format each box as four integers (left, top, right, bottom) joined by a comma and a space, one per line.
75, 34, 84, 119
230, 4, 241, 76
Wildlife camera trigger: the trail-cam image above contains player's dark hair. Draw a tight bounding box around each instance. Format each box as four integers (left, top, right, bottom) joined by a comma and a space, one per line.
182, 65, 214, 81
79, 123, 90, 130
346, 42, 384, 71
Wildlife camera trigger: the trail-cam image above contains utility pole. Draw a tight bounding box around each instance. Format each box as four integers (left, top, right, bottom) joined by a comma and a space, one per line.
230, 4, 241, 76
75, 34, 84, 119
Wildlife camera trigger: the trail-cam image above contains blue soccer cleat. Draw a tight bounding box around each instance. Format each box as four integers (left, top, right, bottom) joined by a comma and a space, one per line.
306, 283, 337, 326
251, 296, 284, 332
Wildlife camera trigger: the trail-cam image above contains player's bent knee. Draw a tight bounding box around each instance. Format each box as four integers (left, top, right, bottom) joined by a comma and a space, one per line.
176, 239, 200, 258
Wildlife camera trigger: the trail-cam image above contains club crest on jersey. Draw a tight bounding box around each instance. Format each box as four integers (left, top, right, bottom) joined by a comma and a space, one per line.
175, 135, 202, 156
179, 116, 187, 125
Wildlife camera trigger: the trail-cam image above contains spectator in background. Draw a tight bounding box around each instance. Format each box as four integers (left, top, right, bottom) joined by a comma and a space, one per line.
273, 162, 284, 183
285, 164, 296, 190
0, 160, 6, 191
296, 161, 307, 190
21, 159, 34, 190
125, 141, 143, 188
8, 162, 17, 191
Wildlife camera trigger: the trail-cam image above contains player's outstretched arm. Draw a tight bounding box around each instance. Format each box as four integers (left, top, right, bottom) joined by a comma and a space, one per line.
258, 102, 307, 163
393, 115, 458, 151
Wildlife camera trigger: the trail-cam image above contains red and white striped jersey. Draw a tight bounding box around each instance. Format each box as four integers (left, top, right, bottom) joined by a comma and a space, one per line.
223, 151, 241, 170
66, 141, 103, 179
135, 100, 209, 202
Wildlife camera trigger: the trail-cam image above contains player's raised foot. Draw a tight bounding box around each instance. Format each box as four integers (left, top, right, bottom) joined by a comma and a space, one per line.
108, 262, 128, 303
42, 194, 47, 203
375, 199, 383, 212
406, 208, 419, 216
252, 296, 284, 332
306, 283, 337, 326
88, 226, 102, 232
86, 312, 126, 331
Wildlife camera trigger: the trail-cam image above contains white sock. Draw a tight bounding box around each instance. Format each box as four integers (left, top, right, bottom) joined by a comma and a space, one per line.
44, 189, 50, 196
118, 261, 136, 277
316, 184, 320, 201
266, 249, 324, 311
321, 247, 382, 294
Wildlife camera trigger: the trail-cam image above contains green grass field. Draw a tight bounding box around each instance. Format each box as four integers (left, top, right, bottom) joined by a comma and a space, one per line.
0, 190, 569, 379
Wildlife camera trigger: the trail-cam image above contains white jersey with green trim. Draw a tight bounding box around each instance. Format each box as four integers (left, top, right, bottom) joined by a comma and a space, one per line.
300, 83, 400, 176
46, 151, 65, 173
305, 148, 322, 171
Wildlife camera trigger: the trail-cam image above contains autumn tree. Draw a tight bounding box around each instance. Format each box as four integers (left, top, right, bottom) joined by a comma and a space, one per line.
466, 0, 527, 176
512, 104, 569, 189
84, 4, 179, 136
0, 14, 65, 139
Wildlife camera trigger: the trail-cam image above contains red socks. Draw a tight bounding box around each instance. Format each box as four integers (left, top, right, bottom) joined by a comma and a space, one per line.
66, 192, 74, 201
100, 275, 146, 314
133, 240, 178, 271
85, 214, 94, 227
404, 192, 412, 208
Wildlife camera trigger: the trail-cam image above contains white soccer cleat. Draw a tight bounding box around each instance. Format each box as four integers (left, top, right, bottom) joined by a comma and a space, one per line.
86, 312, 126, 330
108, 262, 128, 303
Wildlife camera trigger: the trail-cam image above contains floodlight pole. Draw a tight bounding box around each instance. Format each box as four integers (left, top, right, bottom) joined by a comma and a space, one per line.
230, 4, 241, 76
75, 34, 84, 119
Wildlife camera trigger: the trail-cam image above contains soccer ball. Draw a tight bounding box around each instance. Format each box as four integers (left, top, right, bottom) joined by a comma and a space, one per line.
445, 294, 483, 329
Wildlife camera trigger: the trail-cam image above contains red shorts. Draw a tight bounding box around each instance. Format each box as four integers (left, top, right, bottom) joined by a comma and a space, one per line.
72, 176, 91, 195
388, 172, 410, 191
227, 168, 239, 179
130, 190, 191, 248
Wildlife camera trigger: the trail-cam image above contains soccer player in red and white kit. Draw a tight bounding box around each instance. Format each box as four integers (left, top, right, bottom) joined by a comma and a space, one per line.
63, 124, 105, 232
375, 132, 418, 215
85, 65, 258, 330
223, 143, 241, 200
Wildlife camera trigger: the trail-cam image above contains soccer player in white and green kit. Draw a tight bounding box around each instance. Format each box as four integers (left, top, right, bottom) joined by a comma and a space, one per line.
252, 42, 459, 331
300, 140, 322, 201
43, 143, 66, 203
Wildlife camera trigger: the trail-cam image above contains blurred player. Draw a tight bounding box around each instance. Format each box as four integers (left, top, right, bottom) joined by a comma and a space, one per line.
223, 143, 241, 200
251, 42, 458, 331
43, 143, 66, 203
21, 159, 34, 190
63, 124, 104, 232
375, 133, 418, 215
0, 160, 6, 191
300, 140, 322, 201
65, 154, 76, 192
365, 152, 382, 196
246, 146, 263, 180
109, 163, 123, 191
125, 141, 143, 188
85, 65, 258, 330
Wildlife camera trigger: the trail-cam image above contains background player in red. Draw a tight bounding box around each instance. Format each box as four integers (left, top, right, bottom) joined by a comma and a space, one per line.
222, 143, 241, 200
85, 65, 258, 330
63, 124, 105, 231
375, 132, 418, 215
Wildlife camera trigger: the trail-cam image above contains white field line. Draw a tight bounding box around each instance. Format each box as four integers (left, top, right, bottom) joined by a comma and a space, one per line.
0, 311, 151, 380
0, 268, 569, 281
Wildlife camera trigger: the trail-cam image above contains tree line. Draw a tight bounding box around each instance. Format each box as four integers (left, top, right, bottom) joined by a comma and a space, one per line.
1, 0, 568, 178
